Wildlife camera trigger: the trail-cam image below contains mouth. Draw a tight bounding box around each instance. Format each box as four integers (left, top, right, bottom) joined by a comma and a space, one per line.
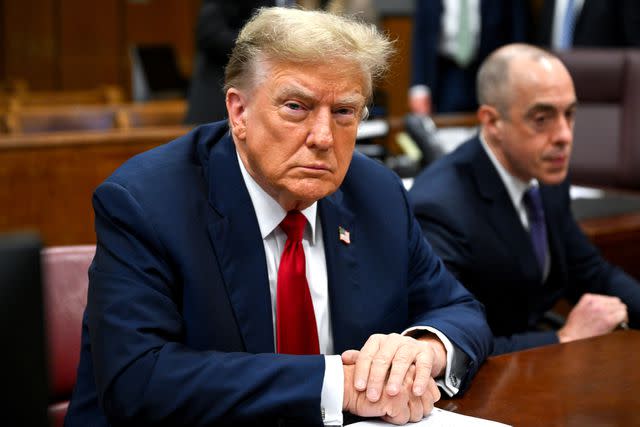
544, 153, 568, 167
298, 163, 332, 174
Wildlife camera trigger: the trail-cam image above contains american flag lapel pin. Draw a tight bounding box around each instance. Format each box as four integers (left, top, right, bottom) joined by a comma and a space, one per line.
338, 226, 351, 245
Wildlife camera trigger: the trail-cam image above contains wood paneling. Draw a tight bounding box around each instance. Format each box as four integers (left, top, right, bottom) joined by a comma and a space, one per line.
0, 126, 191, 245
0, 0, 199, 93
379, 15, 413, 152
2, 0, 57, 89
124, 0, 200, 78
58, 0, 123, 90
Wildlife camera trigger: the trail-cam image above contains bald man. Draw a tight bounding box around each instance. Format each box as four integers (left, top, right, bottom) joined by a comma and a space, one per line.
409, 43, 640, 355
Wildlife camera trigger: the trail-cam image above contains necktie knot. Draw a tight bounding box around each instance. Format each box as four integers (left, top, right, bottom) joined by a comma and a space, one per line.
280, 211, 306, 242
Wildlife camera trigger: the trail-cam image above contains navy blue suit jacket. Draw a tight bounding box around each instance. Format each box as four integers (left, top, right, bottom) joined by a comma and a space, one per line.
410, 0, 528, 113
65, 122, 492, 426
409, 136, 640, 355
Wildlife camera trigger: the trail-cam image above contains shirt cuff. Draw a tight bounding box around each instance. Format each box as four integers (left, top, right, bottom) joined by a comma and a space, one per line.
322, 355, 344, 426
409, 84, 431, 98
402, 325, 460, 396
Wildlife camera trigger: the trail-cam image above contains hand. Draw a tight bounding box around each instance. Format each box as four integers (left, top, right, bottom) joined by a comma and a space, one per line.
557, 293, 628, 343
343, 362, 438, 424
408, 93, 432, 116
342, 333, 445, 403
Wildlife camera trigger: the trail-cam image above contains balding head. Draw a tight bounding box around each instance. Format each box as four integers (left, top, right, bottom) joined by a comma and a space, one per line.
477, 44, 570, 116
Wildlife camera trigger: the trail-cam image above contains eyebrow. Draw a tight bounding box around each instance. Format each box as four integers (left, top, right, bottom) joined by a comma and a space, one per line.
275, 85, 365, 107
525, 100, 578, 117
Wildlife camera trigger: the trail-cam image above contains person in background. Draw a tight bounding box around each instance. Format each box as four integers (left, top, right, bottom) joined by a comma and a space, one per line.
409, 43, 640, 355
408, 0, 529, 116
185, 0, 275, 125
534, 0, 640, 50
65, 7, 492, 426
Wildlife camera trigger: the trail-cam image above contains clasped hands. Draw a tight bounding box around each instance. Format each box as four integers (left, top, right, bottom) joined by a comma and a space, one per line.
341, 333, 446, 425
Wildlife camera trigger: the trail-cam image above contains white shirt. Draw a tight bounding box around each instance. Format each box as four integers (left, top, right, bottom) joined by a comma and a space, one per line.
236, 150, 460, 424
440, 0, 481, 64
551, 0, 585, 50
480, 133, 550, 279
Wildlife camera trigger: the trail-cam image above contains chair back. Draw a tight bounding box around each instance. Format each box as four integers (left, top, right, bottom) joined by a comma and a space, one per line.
42, 245, 95, 427
557, 48, 640, 190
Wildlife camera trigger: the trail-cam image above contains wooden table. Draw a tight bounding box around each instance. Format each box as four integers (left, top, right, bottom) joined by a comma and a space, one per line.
437, 330, 640, 426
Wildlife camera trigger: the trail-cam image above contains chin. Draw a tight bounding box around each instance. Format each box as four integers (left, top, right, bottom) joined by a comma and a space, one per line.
539, 170, 568, 185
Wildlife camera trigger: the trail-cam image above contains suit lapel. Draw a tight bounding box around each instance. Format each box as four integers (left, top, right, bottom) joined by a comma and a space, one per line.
202, 130, 275, 353
318, 190, 360, 353
468, 137, 541, 281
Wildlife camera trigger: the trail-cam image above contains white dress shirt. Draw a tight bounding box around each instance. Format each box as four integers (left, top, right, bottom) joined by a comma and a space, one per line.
236, 150, 460, 424
551, 0, 585, 50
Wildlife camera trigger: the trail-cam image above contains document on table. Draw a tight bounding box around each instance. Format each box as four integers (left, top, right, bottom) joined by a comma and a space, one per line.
349, 407, 511, 427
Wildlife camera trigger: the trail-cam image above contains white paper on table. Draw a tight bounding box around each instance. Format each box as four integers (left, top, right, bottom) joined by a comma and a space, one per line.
349, 407, 511, 427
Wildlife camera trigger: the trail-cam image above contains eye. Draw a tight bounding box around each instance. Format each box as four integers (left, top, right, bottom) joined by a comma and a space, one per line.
335, 107, 355, 116
534, 114, 548, 125
285, 102, 304, 111
565, 109, 576, 123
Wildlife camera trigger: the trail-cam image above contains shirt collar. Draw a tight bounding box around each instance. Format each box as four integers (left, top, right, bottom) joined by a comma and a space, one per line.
236, 150, 318, 243
479, 132, 538, 209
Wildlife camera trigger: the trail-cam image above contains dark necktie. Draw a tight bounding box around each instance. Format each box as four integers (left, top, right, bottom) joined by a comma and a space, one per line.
523, 187, 548, 274
276, 211, 319, 355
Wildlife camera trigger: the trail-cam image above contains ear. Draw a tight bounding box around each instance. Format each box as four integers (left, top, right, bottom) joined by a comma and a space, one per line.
477, 104, 502, 141
226, 88, 248, 140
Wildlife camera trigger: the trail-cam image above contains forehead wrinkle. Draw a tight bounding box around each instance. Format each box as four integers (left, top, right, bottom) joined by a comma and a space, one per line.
275, 81, 365, 108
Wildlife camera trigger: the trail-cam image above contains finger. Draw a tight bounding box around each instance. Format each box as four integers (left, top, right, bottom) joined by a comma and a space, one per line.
341, 349, 360, 365
420, 379, 439, 418
381, 399, 410, 426
408, 393, 425, 423
412, 350, 434, 396
353, 335, 382, 393
365, 334, 403, 402
385, 342, 416, 397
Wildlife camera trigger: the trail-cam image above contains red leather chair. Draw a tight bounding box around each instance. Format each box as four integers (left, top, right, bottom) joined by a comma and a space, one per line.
41, 245, 95, 427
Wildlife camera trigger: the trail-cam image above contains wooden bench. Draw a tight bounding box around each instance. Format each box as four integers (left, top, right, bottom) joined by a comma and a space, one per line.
1, 100, 188, 134
12, 85, 123, 108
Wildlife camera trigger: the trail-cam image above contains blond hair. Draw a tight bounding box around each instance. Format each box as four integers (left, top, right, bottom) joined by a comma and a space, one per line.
224, 6, 394, 102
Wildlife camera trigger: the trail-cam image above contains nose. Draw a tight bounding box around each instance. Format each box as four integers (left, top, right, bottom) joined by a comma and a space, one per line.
306, 108, 334, 150
554, 114, 573, 146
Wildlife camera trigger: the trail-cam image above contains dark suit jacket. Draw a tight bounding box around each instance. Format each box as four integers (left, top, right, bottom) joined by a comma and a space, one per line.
410, 0, 528, 113
64, 122, 492, 426
409, 136, 640, 355
185, 0, 273, 124
536, 0, 640, 47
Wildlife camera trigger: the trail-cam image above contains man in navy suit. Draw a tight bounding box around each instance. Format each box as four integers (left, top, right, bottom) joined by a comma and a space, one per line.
65, 7, 492, 426
409, 0, 529, 115
410, 43, 640, 356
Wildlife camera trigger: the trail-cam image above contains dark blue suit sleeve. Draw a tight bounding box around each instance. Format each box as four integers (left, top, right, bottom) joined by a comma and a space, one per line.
87, 181, 325, 426
401, 186, 492, 391
557, 188, 640, 328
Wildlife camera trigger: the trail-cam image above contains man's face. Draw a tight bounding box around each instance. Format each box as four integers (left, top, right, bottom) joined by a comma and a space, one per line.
227, 60, 367, 210
491, 57, 577, 185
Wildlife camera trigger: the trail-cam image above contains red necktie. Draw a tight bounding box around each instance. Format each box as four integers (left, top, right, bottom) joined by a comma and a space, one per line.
276, 211, 320, 354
